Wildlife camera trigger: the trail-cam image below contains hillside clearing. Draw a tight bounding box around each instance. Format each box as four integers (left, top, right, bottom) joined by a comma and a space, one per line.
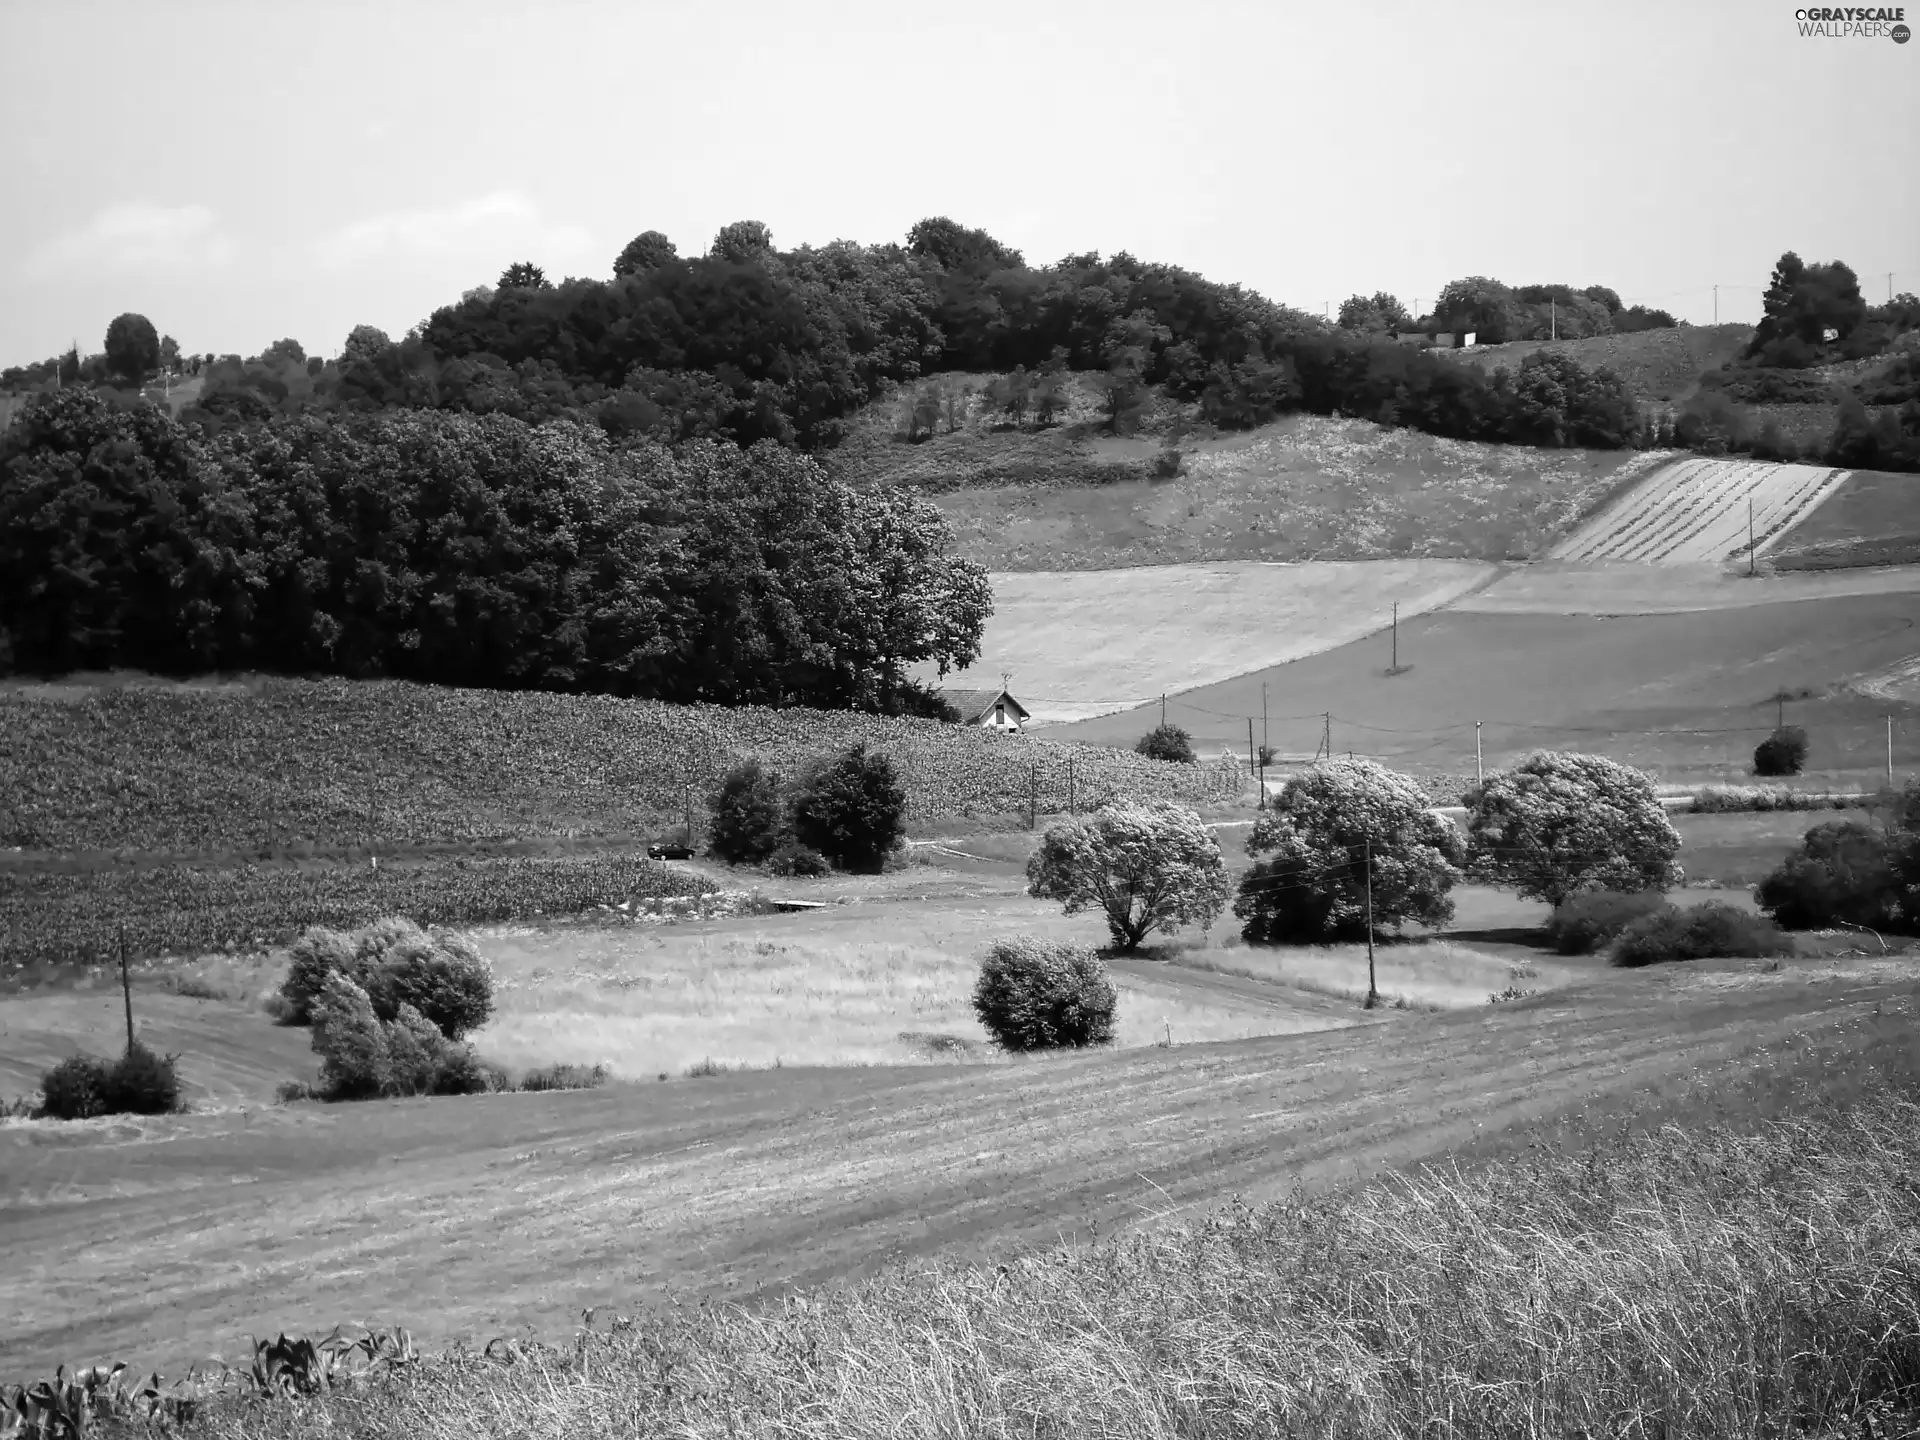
921, 558, 1497, 723
917, 415, 1673, 572
1441, 323, 1755, 405
1767, 467, 1920, 571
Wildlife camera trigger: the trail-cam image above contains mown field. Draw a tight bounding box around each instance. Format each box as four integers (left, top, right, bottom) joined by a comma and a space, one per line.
0, 673, 1242, 858
918, 415, 1672, 572
5, 930, 1912, 1378
1047, 590, 1920, 789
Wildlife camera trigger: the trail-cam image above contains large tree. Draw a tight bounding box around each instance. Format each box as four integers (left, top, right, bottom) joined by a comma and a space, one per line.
709, 220, 775, 266
103, 312, 161, 384
1750, 251, 1868, 354
613, 229, 678, 277
1234, 759, 1465, 944
1466, 752, 1682, 905
1337, 292, 1413, 335
1027, 801, 1229, 951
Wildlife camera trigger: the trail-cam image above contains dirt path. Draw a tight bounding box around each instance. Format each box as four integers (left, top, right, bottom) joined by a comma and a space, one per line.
3, 961, 1911, 1377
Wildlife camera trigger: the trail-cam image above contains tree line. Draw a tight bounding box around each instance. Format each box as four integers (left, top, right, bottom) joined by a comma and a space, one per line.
0, 390, 989, 710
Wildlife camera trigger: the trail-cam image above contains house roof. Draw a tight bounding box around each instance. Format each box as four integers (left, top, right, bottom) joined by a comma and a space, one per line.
940, 687, 1030, 723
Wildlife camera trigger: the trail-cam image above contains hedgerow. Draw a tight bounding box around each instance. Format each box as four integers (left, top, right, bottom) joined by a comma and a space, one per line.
0, 678, 1244, 856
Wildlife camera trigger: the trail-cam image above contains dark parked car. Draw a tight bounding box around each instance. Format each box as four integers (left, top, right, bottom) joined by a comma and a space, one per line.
648, 842, 694, 860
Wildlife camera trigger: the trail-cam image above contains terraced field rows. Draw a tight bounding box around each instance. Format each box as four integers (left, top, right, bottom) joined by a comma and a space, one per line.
1550, 459, 1848, 565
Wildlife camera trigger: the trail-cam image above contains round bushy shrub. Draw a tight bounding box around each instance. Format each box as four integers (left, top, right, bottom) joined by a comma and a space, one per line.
1755, 820, 1905, 931
766, 841, 831, 877
1542, 890, 1672, 955
103, 1041, 183, 1114
1135, 724, 1196, 765
376, 931, 494, 1040
789, 744, 906, 873
1466, 752, 1683, 906
1753, 725, 1810, 777
39, 1054, 112, 1120
1028, 801, 1229, 951
1611, 902, 1794, 967
972, 937, 1118, 1051
708, 760, 786, 865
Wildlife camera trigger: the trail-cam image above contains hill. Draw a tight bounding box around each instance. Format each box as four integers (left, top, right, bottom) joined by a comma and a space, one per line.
839, 395, 1674, 572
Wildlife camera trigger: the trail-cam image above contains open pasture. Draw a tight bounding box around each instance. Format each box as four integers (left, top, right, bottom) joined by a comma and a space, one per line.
1548, 458, 1848, 565
922, 414, 1670, 573
1441, 323, 1755, 404
1768, 467, 1920, 571
1045, 592, 1920, 789
3, 950, 1911, 1378
1452, 557, 1920, 614
923, 558, 1496, 723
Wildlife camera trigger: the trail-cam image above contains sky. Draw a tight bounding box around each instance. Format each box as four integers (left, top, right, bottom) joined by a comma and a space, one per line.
2, 0, 1917, 369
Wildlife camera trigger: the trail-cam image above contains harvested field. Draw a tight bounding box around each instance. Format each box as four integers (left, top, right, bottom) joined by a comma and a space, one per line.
1044, 593, 1920, 791
1548, 458, 1849, 564
920, 416, 1672, 571
922, 558, 1497, 723
3, 951, 1911, 1376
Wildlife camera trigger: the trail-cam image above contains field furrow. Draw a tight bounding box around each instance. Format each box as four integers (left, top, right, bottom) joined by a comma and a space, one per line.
1552, 460, 1849, 566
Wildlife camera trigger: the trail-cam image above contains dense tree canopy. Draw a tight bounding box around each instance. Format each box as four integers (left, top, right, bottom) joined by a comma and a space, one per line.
104, 312, 161, 384
0, 390, 989, 709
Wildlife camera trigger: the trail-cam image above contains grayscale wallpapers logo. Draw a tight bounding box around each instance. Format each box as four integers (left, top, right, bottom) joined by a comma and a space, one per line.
1794, 6, 1911, 37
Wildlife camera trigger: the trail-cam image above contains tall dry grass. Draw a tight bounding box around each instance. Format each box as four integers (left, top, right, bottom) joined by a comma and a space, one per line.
186, 1091, 1920, 1440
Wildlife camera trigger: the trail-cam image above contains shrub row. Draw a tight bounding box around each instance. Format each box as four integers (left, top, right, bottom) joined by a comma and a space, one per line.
0, 854, 716, 979
34, 1041, 185, 1120
0, 676, 1244, 855
279, 918, 493, 1036
1691, 784, 1872, 814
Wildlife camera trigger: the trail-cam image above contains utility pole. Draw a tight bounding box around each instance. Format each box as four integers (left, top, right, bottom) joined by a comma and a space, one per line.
1319, 712, 1332, 763
1067, 756, 1075, 815
1891, 716, 1898, 788
1391, 600, 1399, 672
1362, 841, 1378, 1010
1248, 718, 1257, 783
684, 780, 693, 849
1261, 682, 1269, 758
1475, 720, 1483, 785
1160, 693, 1167, 730
119, 924, 135, 1053
1714, 284, 1719, 324
1748, 496, 1756, 576
1550, 297, 1556, 341
1029, 761, 1038, 830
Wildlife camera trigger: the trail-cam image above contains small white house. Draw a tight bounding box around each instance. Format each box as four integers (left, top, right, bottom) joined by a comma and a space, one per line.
941, 686, 1030, 733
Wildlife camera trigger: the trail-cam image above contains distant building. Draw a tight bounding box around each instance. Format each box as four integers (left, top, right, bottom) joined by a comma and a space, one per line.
940, 685, 1030, 733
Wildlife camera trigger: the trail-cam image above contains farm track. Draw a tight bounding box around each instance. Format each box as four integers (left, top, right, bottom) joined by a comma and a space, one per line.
1550, 459, 1849, 565
2, 963, 1912, 1375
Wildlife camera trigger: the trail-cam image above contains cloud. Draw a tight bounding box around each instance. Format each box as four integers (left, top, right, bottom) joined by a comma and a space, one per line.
315, 191, 595, 270
25, 203, 237, 276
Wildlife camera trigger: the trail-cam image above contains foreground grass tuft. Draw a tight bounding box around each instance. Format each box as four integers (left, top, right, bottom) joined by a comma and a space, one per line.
177, 1090, 1920, 1440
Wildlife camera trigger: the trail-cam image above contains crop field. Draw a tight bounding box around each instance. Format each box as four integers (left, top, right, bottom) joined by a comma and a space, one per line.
0, 674, 1242, 859
922, 558, 1496, 723
1451, 558, 1920, 614
3, 939, 1912, 1377
919, 415, 1673, 572
1548, 458, 1849, 564
1046, 591, 1920, 790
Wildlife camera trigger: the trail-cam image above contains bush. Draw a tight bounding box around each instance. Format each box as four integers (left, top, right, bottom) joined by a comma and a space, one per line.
789, 744, 907, 873
39, 1054, 111, 1120
383, 1003, 451, 1096
1027, 801, 1229, 951
279, 918, 493, 1040
1234, 760, 1465, 945
1753, 726, 1809, 777
1135, 724, 1196, 765
708, 760, 786, 865
972, 936, 1118, 1051
280, 925, 356, 1024
766, 841, 831, 877
1543, 890, 1673, 955
103, 1041, 183, 1114
432, 1046, 507, 1096
1466, 752, 1683, 906
1611, 902, 1793, 967
310, 971, 391, 1099
517, 1062, 609, 1092
1691, 784, 1863, 814
1755, 821, 1907, 932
